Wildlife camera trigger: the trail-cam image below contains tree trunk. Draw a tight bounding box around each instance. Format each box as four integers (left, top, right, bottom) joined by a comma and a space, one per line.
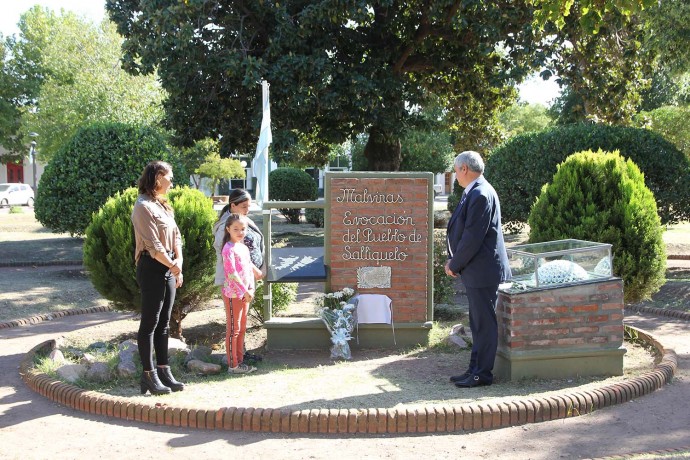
169, 306, 187, 340
363, 126, 402, 171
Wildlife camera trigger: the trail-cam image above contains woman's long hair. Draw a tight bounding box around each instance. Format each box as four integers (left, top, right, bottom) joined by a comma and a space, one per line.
138, 161, 173, 210
216, 188, 252, 222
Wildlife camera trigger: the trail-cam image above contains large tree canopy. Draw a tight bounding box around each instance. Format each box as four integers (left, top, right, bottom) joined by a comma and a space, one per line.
0, 7, 60, 160
0, 6, 165, 163
107, 0, 541, 169
0, 39, 25, 159
545, 0, 687, 125
642, 0, 690, 75
106, 0, 654, 170
543, 5, 649, 125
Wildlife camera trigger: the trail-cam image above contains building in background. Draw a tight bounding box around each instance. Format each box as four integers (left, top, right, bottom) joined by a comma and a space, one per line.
0, 145, 45, 187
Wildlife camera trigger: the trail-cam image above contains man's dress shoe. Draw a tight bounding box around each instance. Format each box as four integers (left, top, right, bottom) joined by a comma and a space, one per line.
449, 371, 472, 383
454, 374, 492, 388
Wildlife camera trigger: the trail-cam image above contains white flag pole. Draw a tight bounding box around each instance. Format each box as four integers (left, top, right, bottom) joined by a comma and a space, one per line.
254, 80, 272, 206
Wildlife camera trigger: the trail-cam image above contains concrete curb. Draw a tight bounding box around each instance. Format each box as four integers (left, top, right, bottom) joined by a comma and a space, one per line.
18, 324, 677, 434
591, 446, 690, 460
0, 260, 83, 268
0, 305, 114, 330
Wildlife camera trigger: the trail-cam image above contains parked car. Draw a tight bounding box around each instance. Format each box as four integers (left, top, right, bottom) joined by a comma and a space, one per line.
0, 183, 34, 207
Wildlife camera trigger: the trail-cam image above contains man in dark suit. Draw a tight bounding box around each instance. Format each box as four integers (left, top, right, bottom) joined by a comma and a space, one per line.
445, 151, 511, 388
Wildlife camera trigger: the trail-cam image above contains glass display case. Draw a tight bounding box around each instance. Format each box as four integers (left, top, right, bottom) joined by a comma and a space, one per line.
505, 239, 613, 292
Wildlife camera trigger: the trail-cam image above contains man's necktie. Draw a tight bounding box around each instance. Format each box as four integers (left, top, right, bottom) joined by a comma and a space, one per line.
459, 191, 467, 208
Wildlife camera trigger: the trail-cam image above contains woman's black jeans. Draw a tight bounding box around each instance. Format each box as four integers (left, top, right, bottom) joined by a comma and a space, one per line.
136, 252, 176, 371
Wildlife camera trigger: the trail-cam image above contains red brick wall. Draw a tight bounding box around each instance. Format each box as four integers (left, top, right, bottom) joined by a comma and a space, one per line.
328, 176, 430, 323
497, 279, 624, 352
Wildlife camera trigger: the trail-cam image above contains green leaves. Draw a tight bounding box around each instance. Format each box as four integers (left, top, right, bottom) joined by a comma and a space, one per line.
528, 149, 666, 302
84, 186, 218, 321
268, 167, 318, 223
1, 6, 165, 161
106, 0, 540, 168
195, 152, 246, 194
487, 123, 690, 231
34, 122, 178, 236
532, 0, 655, 34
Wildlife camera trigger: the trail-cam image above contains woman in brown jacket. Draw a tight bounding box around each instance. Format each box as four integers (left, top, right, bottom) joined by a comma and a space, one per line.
131, 161, 185, 395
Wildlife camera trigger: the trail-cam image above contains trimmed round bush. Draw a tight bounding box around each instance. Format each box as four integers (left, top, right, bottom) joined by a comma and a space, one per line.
83, 186, 218, 338
269, 167, 318, 223
486, 123, 690, 232
305, 208, 324, 228
528, 149, 666, 303
35, 122, 182, 236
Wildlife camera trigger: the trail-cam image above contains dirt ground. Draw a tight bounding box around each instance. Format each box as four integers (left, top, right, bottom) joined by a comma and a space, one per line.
1, 207, 690, 458
0, 263, 661, 412
1, 309, 688, 459
52, 302, 659, 411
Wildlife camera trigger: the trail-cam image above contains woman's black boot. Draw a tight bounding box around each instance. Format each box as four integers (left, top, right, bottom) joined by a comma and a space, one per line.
140, 370, 172, 395
157, 365, 185, 392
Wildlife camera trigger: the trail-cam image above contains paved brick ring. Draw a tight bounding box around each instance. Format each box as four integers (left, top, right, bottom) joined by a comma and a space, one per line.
13, 306, 678, 434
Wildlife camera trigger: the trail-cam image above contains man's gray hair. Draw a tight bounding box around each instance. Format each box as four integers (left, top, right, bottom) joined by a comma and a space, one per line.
454, 151, 484, 174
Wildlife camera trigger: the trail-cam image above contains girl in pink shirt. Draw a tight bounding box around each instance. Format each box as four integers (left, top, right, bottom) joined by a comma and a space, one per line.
221, 214, 256, 374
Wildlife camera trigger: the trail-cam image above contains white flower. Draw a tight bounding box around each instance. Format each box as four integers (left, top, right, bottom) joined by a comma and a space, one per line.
342, 287, 355, 296
331, 328, 351, 345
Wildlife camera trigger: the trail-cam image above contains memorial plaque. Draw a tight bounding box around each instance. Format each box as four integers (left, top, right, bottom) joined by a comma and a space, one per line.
326, 173, 433, 323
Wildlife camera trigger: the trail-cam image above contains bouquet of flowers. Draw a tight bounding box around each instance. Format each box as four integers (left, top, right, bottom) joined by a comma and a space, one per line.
315, 287, 356, 360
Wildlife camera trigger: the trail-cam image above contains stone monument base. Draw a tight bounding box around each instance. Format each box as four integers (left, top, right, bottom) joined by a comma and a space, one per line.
494, 346, 626, 380
264, 317, 431, 350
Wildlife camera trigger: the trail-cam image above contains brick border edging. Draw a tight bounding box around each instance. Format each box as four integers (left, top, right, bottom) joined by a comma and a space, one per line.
0, 305, 113, 330
18, 325, 677, 434
625, 304, 690, 321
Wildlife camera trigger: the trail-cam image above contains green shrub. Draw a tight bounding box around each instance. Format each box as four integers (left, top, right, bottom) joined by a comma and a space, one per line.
250, 281, 298, 322
528, 149, 666, 303
433, 231, 455, 306
305, 208, 324, 228
35, 122, 182, 236
446, 179, 463, 215
83, 186, 217, 338
268, 168, 317, 223
486, 123, 690, 232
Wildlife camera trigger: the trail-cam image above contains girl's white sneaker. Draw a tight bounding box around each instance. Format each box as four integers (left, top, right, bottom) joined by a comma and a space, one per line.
228, 363, 256, 374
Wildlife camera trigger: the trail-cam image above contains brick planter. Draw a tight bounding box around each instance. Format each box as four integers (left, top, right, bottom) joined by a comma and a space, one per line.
495, 279, 625, 380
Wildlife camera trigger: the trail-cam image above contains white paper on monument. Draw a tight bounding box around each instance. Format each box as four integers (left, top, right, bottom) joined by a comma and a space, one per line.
354, 294, 393, 324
